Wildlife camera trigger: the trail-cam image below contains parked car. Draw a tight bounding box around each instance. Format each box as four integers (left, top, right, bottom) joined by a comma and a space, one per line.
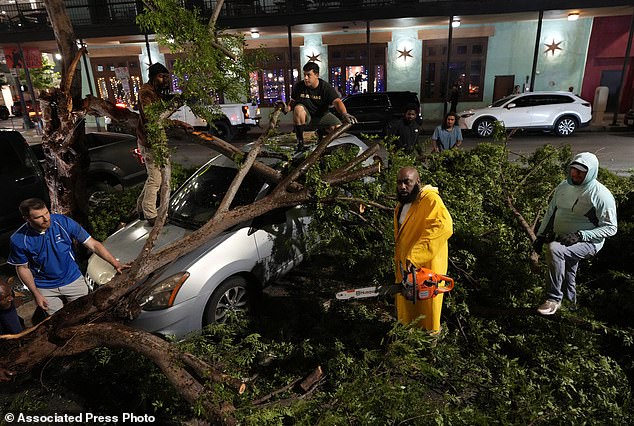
0, 130, 49, 264
86, 133, 371, 338
0, 105, 9, 121
105, 101, 261, 141
10, 100, 41, 119
459, 91, 592, 138
341, 91, 422, 135
624, 108, 634, 128
169, 102, 261, 141
31, 132, 146, 194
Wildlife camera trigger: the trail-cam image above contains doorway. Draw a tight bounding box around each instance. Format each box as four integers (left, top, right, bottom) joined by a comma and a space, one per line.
493, 75, 515, 102
599, 70, 622, 112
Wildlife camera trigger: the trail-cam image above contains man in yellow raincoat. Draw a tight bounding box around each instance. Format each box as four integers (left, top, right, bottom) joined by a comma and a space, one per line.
393, 167, 453, 331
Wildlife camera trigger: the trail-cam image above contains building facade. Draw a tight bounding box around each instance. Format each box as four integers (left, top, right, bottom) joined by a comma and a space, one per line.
0, 1, 632, 122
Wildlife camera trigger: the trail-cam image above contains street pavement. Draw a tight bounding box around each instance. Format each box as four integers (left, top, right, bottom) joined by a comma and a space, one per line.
6, 114, 633, 174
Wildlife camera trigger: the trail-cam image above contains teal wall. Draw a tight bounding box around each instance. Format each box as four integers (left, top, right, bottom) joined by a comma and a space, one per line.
484, 21, 537, 104
483, 18, 592, 106
284, 18, 593, 122
533, 18, 592, 93
387, 28, 423, 94
423, 18, 592, 121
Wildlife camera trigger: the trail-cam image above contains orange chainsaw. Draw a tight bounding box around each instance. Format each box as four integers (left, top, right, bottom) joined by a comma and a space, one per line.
335, 266, 454, 303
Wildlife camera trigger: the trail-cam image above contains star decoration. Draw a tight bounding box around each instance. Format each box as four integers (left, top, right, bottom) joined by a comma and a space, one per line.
397, 47, 413, 61
306, 52, 321, 62
544, 39, 563, 56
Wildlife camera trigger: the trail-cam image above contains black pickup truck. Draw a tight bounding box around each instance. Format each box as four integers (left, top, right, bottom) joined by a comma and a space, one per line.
341, 91, 422, 136
32, 132, 147, 193
0, 130, 50, 263
0, 130, 146, 265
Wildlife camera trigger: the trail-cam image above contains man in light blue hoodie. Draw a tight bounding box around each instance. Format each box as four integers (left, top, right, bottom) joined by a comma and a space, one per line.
533, 152, 617, 315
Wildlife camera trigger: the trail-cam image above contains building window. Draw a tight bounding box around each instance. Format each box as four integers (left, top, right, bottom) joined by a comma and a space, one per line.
247, 47, 300, 106
92, 56, 142, 106
421, 37, 487, 102
262, 69, 287, 104
328, 44, 386, 96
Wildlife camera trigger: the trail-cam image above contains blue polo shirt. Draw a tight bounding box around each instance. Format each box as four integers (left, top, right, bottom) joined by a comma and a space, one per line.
8, 214, 91, 289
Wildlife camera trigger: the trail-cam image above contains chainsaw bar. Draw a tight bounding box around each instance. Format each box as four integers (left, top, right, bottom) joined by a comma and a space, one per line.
335, 285, 401, 300
335, 267, 454, 302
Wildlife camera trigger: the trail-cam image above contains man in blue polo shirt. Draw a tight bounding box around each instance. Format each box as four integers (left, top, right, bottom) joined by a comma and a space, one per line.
8, 198, 128, 315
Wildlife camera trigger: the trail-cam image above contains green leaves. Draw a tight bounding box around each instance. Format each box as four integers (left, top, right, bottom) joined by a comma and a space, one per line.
77, 135, 634, 423
137, 0, 260, 126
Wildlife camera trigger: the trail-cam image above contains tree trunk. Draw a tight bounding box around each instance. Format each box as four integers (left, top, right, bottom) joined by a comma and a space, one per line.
1, 111, 381, 422
6, 2, 383, 419
41, 0, 89, 221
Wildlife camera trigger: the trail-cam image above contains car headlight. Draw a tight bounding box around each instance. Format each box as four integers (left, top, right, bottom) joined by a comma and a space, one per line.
460, 113, 475, 118
137, 272, 190, 311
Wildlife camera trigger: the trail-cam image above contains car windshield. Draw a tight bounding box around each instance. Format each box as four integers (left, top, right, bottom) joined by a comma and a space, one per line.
491, 95, 515, 107
168, 160, 266, 230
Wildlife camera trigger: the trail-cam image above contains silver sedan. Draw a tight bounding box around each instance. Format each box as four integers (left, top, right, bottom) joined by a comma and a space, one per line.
86, 134, 370, 338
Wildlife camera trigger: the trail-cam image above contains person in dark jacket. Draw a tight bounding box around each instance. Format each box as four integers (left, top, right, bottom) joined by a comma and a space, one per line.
448, 84, 460, 113
136, 62, 192, 226
387, 104, 422, 153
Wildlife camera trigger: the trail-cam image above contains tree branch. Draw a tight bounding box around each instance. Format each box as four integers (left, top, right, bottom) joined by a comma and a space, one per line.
82, 95, 139, 128
209, 0, 224, 29
335, 197, 393, 212
54, 323, 239, 425
131, 162, 172, 280
323, 161, 381, 186
62, 46, 86, 96
273, 123, 351, 195
499, 168, 540, 269
510, 153, 557, 199
191, 131, 286, 187
217, 140, 262, 216
328, 142, 381, 178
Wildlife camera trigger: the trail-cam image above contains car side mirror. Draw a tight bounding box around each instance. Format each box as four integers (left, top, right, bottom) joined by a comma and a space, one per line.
506, 103, 517, 109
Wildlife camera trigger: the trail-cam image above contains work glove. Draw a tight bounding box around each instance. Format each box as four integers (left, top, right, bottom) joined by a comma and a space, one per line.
559, 232, 581, 246
532, 235, 546, 252
343, 113, 358, 124
274, 100, 287, 113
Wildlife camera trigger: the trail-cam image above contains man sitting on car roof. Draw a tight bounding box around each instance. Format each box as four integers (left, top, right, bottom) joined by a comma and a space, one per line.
277, 62, 357, 152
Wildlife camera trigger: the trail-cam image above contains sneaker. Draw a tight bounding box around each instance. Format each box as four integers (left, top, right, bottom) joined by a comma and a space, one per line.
537, 299, 561, 315
146, 217, 156, 227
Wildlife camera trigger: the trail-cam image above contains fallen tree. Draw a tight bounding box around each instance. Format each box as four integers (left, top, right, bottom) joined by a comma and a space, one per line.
1, 0, 384, 422
0, 121, 380, 423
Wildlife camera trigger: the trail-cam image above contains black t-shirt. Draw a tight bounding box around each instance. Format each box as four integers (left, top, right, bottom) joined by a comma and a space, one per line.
291, 79, 339, 116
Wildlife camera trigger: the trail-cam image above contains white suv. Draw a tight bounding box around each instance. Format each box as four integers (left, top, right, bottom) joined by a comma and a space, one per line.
459, 92, 592, 138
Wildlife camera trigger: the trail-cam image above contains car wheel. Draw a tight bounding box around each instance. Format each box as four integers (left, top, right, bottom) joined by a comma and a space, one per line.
0, 108, 8, 121
203, 276, 250, 325
554, 116, 578, 137
211, 120, 234, 141
474, 118, 494, 138
87, 180, 123, 206
88, 180, 123, 194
